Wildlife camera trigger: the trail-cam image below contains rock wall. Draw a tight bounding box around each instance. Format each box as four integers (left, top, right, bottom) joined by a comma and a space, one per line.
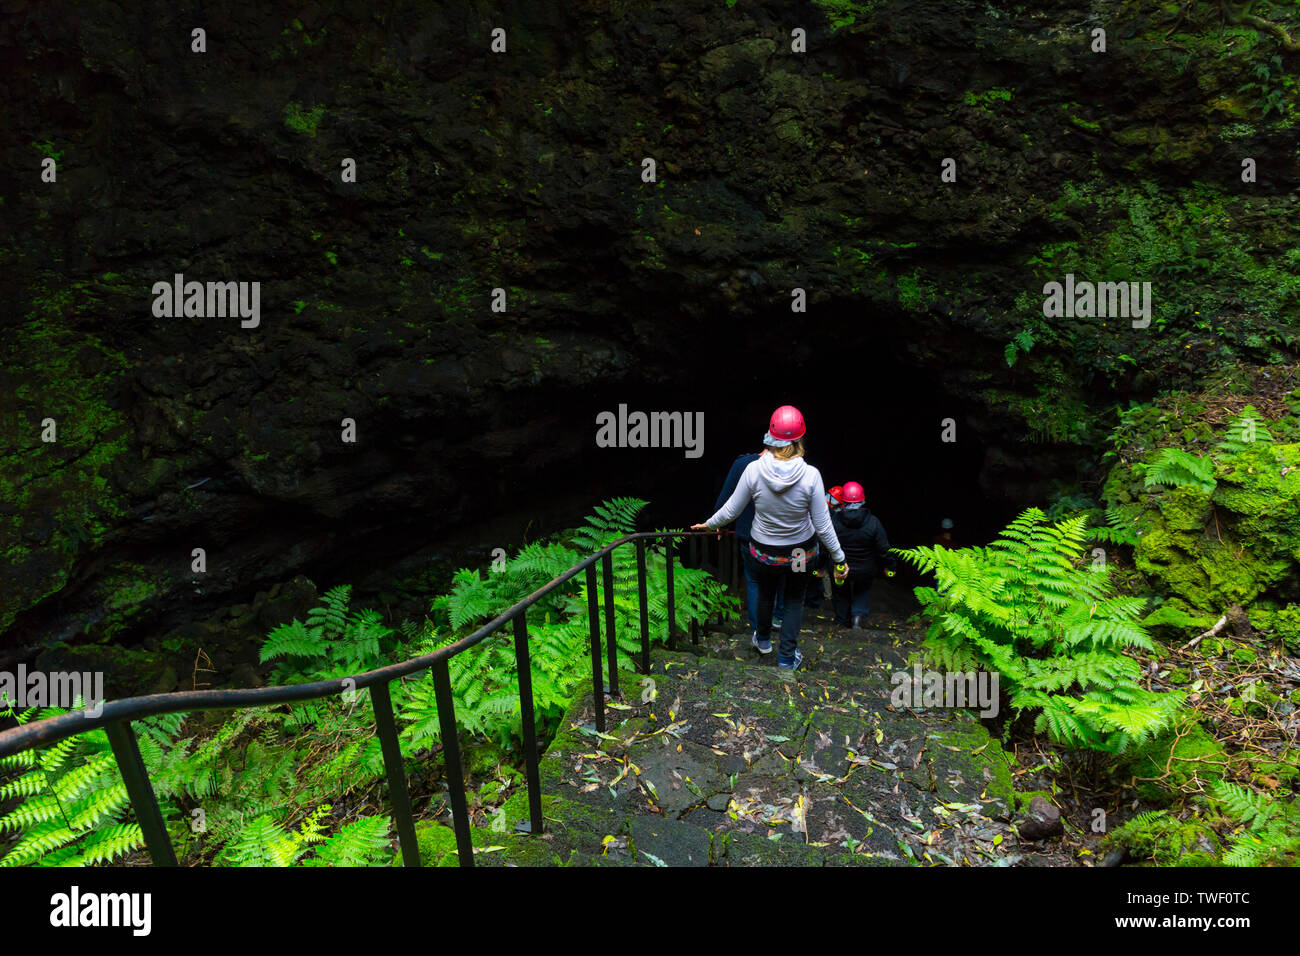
3, 0, 1299, 670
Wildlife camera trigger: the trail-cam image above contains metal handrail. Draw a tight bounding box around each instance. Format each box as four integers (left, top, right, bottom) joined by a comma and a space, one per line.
0, 529, 738, 867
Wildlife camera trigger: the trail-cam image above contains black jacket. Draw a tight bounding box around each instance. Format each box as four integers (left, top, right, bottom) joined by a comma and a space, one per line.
714, 453, 761, 540
831, 506, 895, 576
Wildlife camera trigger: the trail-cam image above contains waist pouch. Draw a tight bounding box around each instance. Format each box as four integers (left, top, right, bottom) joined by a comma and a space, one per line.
749, 538, 819, 568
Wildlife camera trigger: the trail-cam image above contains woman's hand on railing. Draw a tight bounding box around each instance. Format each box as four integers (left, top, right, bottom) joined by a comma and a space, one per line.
689, 522, 722, 540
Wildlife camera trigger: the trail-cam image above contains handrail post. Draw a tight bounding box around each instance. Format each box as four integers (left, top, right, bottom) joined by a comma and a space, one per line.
636, 537, 650, 672
665, 536, 677, 650
585, 564, 605, 733
689, 531, 700, 644
601, 551, 619, 698
370, 679, 420, 866
104, 720, 177, 866
512, 613, 544, 835
432, 659, 474, 867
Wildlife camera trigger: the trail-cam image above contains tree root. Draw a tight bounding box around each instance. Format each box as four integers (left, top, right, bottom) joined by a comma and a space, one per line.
1229, 9, 1300, 53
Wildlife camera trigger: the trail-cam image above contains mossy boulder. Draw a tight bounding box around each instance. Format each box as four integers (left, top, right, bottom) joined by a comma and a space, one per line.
407, 820, 460, 867
1014, 789, 1054, 811
1159, 485, 1212, 532
1142, 598, 1216, 636
1248, 606, 1300, 654
1104, 810, 1224, 866
1121, 723, 1229, 803
1119, 447, 1300, 620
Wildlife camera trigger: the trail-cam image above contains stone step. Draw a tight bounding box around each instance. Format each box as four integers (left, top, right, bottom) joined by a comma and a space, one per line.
482, 639, 1020, 867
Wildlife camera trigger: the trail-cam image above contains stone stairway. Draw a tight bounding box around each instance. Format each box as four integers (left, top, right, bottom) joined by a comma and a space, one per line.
428, 601, 1026, 867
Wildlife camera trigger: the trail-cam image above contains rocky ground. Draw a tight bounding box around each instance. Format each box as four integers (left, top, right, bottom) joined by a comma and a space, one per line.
410, 589, 1078, 867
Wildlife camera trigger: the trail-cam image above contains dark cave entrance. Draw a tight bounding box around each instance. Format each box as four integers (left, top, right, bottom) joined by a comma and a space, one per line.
337, 302, 1029, 622
576, 302, 1024, 558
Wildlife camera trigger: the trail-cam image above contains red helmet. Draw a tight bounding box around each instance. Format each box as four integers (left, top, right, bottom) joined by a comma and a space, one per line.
841, 481, 865, 503
767, 405, 806, 442
828, 485, 846, 503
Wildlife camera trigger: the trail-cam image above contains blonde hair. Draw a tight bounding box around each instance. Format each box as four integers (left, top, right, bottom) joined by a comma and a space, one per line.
771, 440, 804, 460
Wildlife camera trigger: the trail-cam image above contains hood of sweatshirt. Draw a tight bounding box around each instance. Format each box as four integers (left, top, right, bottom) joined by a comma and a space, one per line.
756, 454, 807, 494
839, 505, 870, 528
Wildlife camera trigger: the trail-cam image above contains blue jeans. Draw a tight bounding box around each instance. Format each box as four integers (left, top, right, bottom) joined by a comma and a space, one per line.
751, 557, 809, 664
833, 572, 873, 625
741, 542, 784, 632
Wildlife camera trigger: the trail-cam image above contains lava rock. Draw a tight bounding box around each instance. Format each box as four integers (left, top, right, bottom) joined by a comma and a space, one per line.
1226, 604, 1254, 640
1017, 796, 1063, 841
706, 792, 732, 812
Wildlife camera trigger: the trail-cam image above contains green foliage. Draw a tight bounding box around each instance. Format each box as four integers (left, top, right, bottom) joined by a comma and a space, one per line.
1140, 448, 1217, 493
0, 498, 736, 866
428, 497, 737, 747
1215, 407, 1274, 456
1104, 807, 1223, 866
0, 703, 174, 866
812, 0, 879, 32
215, 805, 392, 867
1211, 780, 1300, 866
30, 141, 64, 162
1237, 54, 1288, 119
283, 101, 325, 137
1089, 506, 1141, 545
1103, 398, 1300, 619
896, 509, 1185, 752
1004, 329, 1036, 367
263, 584, 392, 681
1035, 180, 1300, 376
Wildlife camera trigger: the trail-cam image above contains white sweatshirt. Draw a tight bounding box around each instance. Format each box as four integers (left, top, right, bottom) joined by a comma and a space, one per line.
706, 455, 844, 563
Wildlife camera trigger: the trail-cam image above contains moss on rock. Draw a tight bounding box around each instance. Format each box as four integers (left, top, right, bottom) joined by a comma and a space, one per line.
1121, 722, 1230, 803
1103, 809, 1224, 866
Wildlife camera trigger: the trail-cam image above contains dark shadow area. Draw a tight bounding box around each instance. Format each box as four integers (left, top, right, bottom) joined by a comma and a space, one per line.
575, 307, 1020, 554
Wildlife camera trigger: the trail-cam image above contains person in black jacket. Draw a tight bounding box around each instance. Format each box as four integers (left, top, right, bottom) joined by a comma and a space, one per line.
713, 450, 785, 640
804, 485, 846, 610
830, 481, 896, 628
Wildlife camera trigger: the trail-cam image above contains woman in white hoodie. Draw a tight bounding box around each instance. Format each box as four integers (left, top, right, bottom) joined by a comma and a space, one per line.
693, 406, 846, 672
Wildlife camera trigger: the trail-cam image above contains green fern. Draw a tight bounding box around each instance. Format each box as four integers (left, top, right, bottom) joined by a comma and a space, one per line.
568, 497, 647, 552
303, 815, 393, 866
1214, 406, 1273, 456
216, 805, 333, 867
307, 585, 352, 640
896, 508, 1185, 753
1211, 780, 1299, 866
1141, 447, 1216, 493
0, 706, 150, 867
1089, 506, 1140, 546
1, 497, 736, 866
